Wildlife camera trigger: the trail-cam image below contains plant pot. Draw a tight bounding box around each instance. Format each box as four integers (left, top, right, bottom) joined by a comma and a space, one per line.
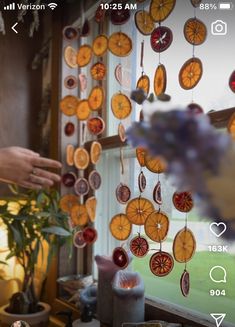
0, 302, 50, 327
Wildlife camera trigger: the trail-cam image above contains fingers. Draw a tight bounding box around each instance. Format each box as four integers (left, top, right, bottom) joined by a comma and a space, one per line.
33, 168, 61, 183
17, 147, 40, 156
20, 181, 42, 191
29, 174, 54, 187
31, 156, 62, 169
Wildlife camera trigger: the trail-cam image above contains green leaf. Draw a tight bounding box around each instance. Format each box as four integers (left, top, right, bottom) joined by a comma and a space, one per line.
9, 224, 23, 248
0, 260, 8, 265
42, 226, 71, 237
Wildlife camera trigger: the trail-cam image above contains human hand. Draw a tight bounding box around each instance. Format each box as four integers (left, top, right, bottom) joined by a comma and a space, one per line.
0, 147, 62, 190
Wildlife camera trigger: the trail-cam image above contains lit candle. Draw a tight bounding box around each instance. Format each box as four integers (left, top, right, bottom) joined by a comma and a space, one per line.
112, 271, 145, 327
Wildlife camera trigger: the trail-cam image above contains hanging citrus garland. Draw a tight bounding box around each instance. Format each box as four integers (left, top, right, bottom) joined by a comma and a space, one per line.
172, 191, 196, 297
180, 1, 207, 113
149, 0, 175, 98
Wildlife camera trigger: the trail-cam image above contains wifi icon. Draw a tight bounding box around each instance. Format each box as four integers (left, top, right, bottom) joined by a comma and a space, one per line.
48, 2, 57, 10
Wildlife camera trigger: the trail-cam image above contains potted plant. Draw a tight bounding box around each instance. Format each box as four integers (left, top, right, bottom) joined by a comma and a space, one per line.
0, 187, 72, 326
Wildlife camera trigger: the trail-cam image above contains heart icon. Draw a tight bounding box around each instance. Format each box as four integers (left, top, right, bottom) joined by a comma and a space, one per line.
209, 222, 227, 238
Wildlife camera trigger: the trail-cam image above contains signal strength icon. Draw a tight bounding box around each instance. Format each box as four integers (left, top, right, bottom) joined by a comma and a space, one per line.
4, 2, 15, 10
48, 3, 57, 10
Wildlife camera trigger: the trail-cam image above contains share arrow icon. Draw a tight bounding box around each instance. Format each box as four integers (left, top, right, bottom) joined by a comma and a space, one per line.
210, 313, 226, 327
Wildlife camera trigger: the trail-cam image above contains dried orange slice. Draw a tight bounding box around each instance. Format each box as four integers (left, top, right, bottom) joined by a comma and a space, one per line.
77, 45, 93, 67
126, 197, 154, 226
71, 204, 89, 227
118, 122, 126, 142
116, 183, 131, 204
154, 64, 167, 96
112, 247, 129, 269
153, 181, 162, 205
59, 194, 79, 213
138, 172, 146, 193
73, 231, 86, 249
88, 86, 104, 111
173, 228, 196, 263
130, 235, 149, 257
85, 196, 97, 222
145, 211, 169, 242
87, 117, 105, 135
229, 71, 235, 93
179, 58, 203, 90
108, 32, 132, 57
74, 147, 89, 170
88, 170, 102, 190
110, 214, 132, 241
149, 251, 174, 277
93, 34, 108, 56
76, 100, 91, 121
66, 144, 74, 166
74, 178, 90, 196
191, 0, 202, 7
64, 46, 78, 68
90, 141, 102, 165
135, 10, 155, 35
145, 155, 167, 173
137, 74, 150, 95
181, 269, 190, 297
111, 93, 132, 120
136, 147, 147, 167
64, 121, 75, 136
150, 0, 176, 23
83, 227, 98, 244
172, 191, 194, 212
228, 112, 235, 139
60, 95, 79, 116
90, 62, 106, 81
184, 18, 207, 46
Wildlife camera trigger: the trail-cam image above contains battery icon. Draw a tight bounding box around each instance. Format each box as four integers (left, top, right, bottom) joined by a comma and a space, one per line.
219, 2, 233, 9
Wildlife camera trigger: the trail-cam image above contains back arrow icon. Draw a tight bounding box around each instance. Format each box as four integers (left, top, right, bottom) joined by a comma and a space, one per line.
12, 22, 18, 34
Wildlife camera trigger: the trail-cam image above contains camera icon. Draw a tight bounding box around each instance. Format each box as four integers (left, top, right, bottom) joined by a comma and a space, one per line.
211, 20, 227, 35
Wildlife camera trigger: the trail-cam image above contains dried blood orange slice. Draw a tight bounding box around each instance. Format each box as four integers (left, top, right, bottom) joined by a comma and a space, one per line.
118, 122, 126, 142
108, 32, 132, 57
111, 93, 132, 120
90, 141, 102, 165
73, 231, 86, 249
110, 5, 130, 25
126, 197, 154, 226
64, 122, 75, 136
229, 71, 235, 93
173, 228, 196, 263
59, 194, 78, 213
136, 74, 150, 95
76, 100, 91, 121
63, 26, 79, 41
150, 26, 173, 53
95, 3, 106, 23
115, 64, 123, 86
149, 251, 174, 277
228, 112, 235, 139
179, 57, 203, 90
110, 214, 132, 241
180, 270, 190, 297
60, 95, 79, 116
90, 62, 106, 81
184, 18, 207, 46
85, 196, 97, 222
93, 34, 108, 56
64, 75, 78, 89
153, 181, 162, 205
145, 211, 169, 242
135, 10, 154, 36
88, 170, 102, 190
112, 247, 129, 269
187, 102, 204, 114
88, 86, 104, 111
87, 117, 105, 135
145, 155, 167, 173
71, 204, 89, 227
172, 191, 193, 212
66, 144, 75, 166
74, 178, 90, 196
77, 45, 93, 67
116, 183, 131, 204
62, 172, 77, 187
130, 235, 149, 257
138, 172, 146, 193
190, 0, 202, 7
136, 147, 147, 167
64, 46, 78, 68
150, 0, 176, 23
74, 147, 89, 170
83, 227, 98, 244
154, 64, 167, 96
